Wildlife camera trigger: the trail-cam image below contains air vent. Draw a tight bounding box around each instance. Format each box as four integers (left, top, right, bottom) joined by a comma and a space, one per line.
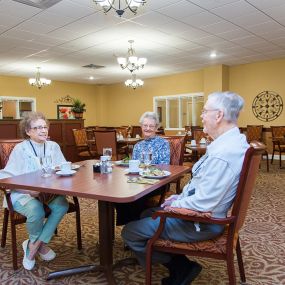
82, 64, 105, 69
12, 0, 63, 9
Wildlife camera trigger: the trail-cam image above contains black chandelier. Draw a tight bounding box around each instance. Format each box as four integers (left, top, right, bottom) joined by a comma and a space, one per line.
93, 0, 146, 17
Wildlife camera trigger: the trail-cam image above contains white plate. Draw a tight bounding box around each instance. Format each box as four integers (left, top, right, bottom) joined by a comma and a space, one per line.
124, 168, 142, 174
139, 170, 171, 179
52, 164, 80, 171
56, 170, 76, 176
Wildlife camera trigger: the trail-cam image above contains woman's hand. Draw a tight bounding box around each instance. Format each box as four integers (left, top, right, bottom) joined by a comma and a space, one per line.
161, 194, 179, 208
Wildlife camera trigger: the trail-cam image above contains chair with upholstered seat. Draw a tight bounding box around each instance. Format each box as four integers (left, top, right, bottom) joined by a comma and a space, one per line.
145, 141, 265, 285
72, 128, 97, 160
270, 126, 285, 168
246, 125, 269, 171
0, 139, 82, 270
93, 129, 123, 160
131, 125, 142, 138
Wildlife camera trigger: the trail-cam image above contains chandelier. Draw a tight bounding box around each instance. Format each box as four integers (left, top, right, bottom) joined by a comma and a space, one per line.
93, 0, 146, 17
125, 73, 144, 89
29, 67, 51, 89
117, 40, 147, 72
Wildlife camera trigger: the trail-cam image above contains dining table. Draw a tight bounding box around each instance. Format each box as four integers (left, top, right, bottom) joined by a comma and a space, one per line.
185, 143, 207, 161
0, 159, 190, 284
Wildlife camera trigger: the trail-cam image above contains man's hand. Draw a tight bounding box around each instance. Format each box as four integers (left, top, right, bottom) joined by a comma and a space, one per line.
161, 194, 179, 207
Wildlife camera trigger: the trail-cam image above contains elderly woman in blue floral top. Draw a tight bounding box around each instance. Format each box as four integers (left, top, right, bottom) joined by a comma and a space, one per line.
116, 111, 170, 226
132, 112, 170, 164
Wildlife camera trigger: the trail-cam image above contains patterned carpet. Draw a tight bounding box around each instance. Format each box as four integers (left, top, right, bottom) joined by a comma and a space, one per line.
0, 161, 284, 285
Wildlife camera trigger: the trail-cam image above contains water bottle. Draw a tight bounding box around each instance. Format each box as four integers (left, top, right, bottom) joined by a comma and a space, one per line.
100, 156, 108, 174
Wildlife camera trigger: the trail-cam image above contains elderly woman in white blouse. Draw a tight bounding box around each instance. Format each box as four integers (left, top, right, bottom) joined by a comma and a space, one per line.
0, 112, 69, 270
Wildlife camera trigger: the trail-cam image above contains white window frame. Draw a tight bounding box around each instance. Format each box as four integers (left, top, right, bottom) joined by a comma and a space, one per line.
0, 96, 36, 119
153, 92, 204, 131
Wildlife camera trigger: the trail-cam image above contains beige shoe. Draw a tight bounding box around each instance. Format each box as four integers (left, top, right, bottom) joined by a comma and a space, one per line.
22, 240, 35, 270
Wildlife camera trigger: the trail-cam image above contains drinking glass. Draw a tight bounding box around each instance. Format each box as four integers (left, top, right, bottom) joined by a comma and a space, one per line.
40, 156, 52, 177
143, 150, 152, 172
103, 148, 112, 161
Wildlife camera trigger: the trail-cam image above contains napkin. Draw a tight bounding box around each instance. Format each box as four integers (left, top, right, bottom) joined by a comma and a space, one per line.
127, 177, 159, 185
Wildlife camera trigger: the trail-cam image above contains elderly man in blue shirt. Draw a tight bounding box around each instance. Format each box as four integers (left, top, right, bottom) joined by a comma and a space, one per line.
122, 91, 249, 285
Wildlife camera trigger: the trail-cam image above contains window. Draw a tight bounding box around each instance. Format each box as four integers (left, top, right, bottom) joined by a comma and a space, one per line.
153, 93, 204, 130
0, 96, 36, 119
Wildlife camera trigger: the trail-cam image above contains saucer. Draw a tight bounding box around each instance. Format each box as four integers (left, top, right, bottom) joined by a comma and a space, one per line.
56, 170, 76, 176
124, 168, 142, 174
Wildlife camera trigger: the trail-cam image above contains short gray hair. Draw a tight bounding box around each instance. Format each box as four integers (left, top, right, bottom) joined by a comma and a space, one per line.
208, 91, 244, 123
139, 111, 160, 127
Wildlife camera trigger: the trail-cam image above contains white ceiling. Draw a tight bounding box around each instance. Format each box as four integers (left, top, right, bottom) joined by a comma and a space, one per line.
0, 0, 285, 85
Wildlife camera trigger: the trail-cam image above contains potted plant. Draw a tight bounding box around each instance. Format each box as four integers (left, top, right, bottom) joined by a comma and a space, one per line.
71, 99, 86, 119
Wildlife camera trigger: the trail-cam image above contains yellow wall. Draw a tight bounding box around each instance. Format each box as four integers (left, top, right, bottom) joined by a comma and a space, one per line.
0, 75, 100, 126
102, 70, 204, 126
1, 58, 285, 128
229, 58, 285, 127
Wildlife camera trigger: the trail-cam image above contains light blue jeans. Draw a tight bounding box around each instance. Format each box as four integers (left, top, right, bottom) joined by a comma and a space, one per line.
14, 195, 69, 244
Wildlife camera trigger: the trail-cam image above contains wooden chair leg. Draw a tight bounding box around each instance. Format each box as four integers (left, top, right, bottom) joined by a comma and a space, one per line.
279, 150, 282, 168
145, 245, 153, 285
271, 149, 275, 164
226, 251, 236, 285
265, 151, 269, 172
10, 220, 18, 270
1, 208, 9, 248
236, 238, 246, 283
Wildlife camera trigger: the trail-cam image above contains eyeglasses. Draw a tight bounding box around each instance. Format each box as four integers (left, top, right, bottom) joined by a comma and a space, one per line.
142, 124, 156, 130
31, 126, 49, 131
201, 108, 220, 115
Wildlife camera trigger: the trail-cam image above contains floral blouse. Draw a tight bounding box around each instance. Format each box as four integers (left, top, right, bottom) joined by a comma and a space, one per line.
132, 136, 170, 164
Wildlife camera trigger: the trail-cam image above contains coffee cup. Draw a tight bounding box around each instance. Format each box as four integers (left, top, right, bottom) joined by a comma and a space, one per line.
60, 161, 72, 173
191, 139, 196, 146
135, 134, 140, 139
129, 160, 140, 173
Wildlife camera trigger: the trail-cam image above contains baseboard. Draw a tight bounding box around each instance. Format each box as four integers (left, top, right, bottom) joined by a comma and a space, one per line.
269, 154, 285, 161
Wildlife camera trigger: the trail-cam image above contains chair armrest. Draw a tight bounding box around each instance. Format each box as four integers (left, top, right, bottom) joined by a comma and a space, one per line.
152, 207, 235, 225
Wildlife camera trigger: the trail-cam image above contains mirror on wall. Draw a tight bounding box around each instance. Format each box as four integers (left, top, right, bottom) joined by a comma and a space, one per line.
154, 93, 204, 130
0, 96, 36, 119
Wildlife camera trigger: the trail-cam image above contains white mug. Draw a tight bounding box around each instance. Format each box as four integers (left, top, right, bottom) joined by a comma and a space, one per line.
129, 160, 140, 173
60, 161, 72, 173
191, 139, 196, 146
135, 134, 140, 139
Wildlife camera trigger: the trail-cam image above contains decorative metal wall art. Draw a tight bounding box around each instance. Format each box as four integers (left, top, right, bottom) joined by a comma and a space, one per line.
54, 95, 74, 104
252, 91, 283, 122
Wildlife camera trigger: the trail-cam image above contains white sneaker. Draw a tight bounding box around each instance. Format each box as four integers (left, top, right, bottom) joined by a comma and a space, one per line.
38, 247, 56, 261
22, 240, 35, 270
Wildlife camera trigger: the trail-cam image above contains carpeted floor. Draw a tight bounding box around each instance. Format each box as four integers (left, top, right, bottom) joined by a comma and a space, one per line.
0, 161, 284, 285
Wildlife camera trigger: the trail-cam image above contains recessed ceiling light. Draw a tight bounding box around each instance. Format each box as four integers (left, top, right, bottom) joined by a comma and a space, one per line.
210, 51, 217, 58
89, 76, 94, 80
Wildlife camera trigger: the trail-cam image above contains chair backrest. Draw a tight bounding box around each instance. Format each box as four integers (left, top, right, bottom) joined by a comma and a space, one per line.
231, 141, 264, 234
246, 125, 263, 142
93, 130, 117, 156
271, 126, 285, 138
164, 136, 186, 165
72, 128, 88, 147
0, 139, 23, 169
131, 125, 142, 138
192, 127, 206, 142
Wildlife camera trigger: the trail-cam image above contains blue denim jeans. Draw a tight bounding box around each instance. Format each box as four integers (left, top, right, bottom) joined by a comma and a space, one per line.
14, 195, 69, 243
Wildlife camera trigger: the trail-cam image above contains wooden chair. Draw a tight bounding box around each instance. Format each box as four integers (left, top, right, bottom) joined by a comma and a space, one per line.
145, 141, 265, 285
72, 128, 97, 160
246, 125, 269, 171
93, 130, 121, 160
131, 125, 142, 138
270, 126, 285, 168
0, 139, 82, 270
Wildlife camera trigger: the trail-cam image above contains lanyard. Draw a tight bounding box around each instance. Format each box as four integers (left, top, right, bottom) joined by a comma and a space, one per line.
29, 140, 45, 157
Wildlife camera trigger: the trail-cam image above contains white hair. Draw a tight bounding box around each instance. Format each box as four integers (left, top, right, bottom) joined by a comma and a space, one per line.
208, 91, 244, 123
139, 111, 160, 126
